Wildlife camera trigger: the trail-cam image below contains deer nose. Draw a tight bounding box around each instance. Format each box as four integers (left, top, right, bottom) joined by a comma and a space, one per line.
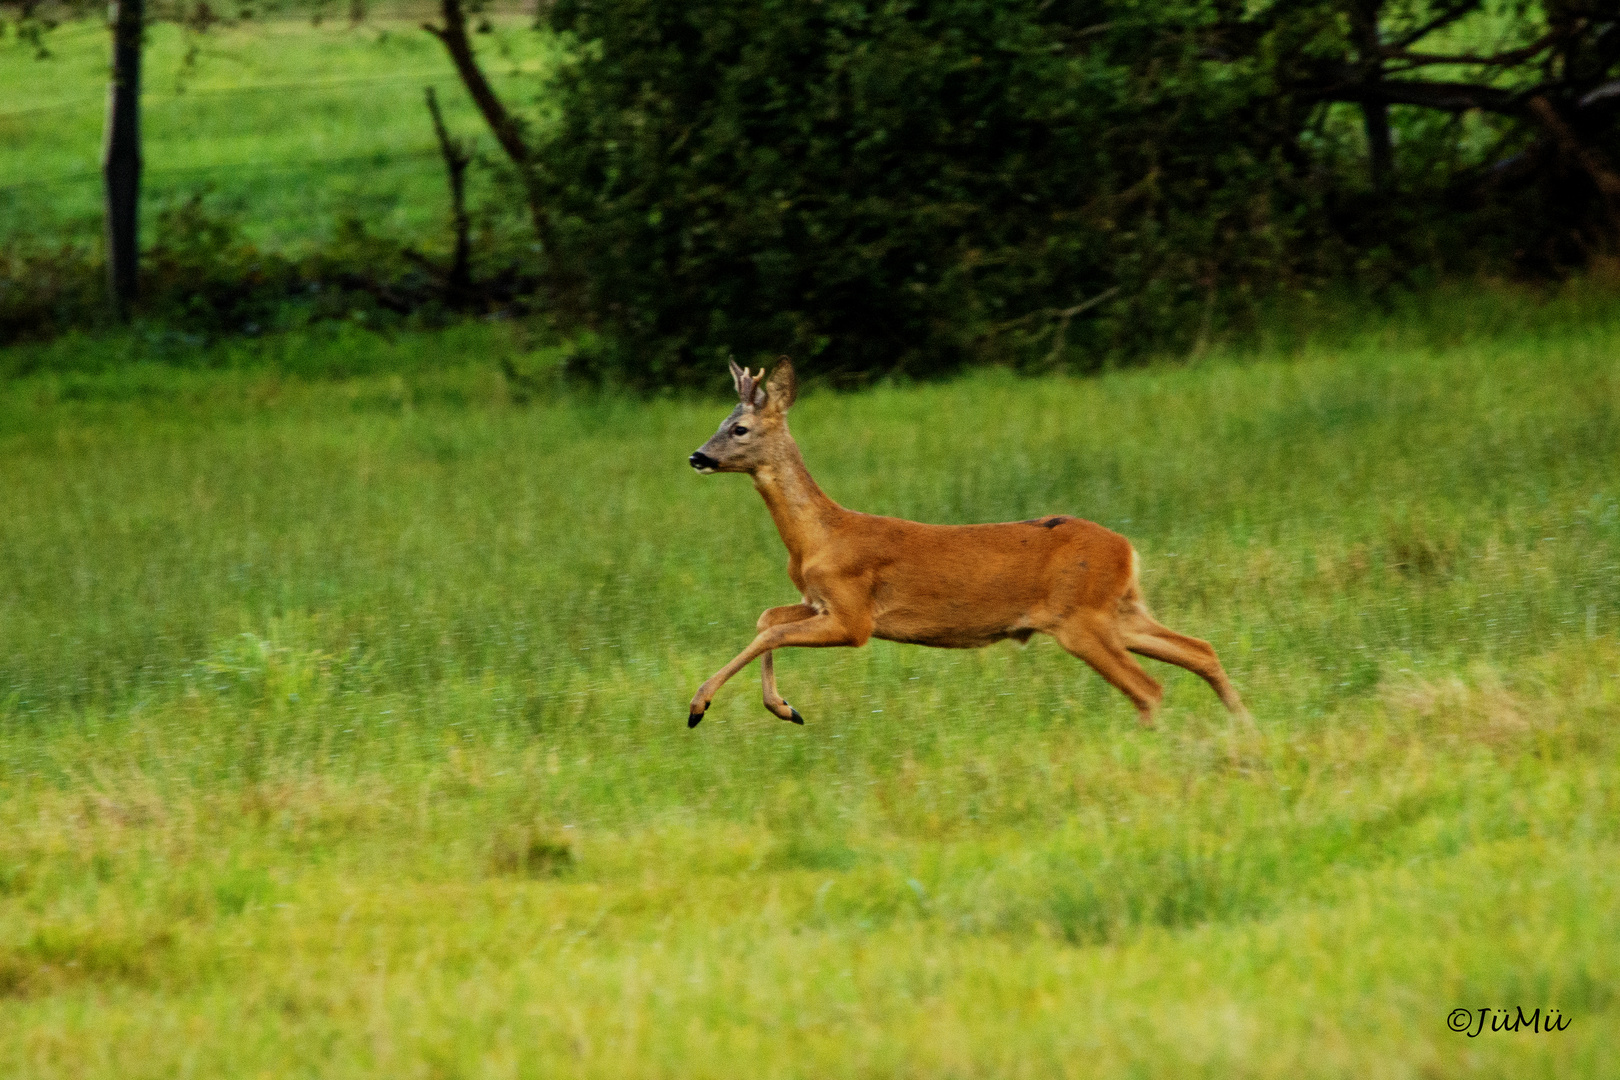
689, 451, 719, 472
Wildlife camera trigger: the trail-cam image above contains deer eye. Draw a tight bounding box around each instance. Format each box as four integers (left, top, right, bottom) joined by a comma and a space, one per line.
732, 426, 749, 436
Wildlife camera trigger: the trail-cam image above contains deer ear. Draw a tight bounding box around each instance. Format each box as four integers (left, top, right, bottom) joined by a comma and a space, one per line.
763, 357, 797, 413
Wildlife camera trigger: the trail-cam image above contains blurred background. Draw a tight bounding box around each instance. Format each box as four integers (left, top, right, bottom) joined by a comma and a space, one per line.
4, 0, 1620, 383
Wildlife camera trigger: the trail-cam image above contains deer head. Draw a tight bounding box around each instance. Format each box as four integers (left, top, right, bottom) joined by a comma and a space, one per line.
688, 358, 799, 474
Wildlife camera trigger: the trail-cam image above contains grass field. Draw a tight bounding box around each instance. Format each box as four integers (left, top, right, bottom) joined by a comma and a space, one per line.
2, 287, 1618, 1076
0, 11, 555, 249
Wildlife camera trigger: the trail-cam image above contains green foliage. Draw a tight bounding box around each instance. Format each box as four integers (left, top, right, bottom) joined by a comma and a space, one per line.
538, 0, 1619, 385
541, 0, 1306, 382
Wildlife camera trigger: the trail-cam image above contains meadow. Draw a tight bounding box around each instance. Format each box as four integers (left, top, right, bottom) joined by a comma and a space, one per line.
0, 9, 555, 250
1, 286, 1618, 1077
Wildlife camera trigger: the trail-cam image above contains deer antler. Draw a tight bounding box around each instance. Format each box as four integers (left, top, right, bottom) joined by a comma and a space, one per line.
729, 360, 766, 407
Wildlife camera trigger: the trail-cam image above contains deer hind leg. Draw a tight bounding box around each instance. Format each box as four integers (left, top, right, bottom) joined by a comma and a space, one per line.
1053, 616, 1164, 726
757, 604, 816, 724
1118, 602, 1249, 720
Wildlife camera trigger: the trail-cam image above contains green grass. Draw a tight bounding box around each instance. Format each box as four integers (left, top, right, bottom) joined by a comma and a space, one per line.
0, 12, 557, 249
2, 288, 1619, 1077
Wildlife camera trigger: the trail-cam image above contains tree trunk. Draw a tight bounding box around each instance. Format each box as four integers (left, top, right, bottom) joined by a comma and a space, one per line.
1361, 100, 1394, 191
1351, 2, 1393, 192
103, 0, 143, 315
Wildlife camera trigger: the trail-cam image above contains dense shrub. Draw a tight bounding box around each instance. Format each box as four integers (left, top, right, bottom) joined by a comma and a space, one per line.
541, 0, 1297, 382
0, 240, 105, 343
0, 193, 538, 346
8, 1, 1617, 378
539, 0, 1620, 386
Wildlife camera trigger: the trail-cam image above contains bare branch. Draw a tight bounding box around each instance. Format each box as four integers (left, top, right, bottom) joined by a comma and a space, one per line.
1381, 32, 1557, 71
1578, 79, 1620, 110
983, 286, 1121, 342
423, 0, 530, 171
424, 0, 560, 260
1320, 77, 1521, 115
425, 85, 472, 295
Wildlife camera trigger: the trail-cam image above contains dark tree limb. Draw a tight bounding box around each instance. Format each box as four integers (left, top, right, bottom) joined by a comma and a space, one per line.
423, 0, 560, 260
1381, 31, 1557, 71
1315, 75, 1522, 115
1578, 79, 1620, 110
980, 286, 1121, 352
1525, 94, 1620, 227
498, 356, 546, 404
424, 85, 472, 295
423, 0, 529, 178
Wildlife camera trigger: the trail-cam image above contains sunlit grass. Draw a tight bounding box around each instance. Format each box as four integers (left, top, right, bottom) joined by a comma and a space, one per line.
1, 291, 1618, 1075
0, 11, 557, 248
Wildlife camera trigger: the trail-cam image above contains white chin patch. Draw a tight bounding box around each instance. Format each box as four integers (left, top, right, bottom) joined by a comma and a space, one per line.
694, 466, 717, 474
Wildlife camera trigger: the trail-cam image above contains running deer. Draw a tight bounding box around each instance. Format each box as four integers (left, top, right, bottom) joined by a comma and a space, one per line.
684, 358, 1247, 728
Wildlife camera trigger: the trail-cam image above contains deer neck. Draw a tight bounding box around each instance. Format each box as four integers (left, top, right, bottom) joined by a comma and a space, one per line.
751, 437, 840, 559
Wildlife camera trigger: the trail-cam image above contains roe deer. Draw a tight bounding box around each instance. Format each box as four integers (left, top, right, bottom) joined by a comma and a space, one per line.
684, 358, 1248, 728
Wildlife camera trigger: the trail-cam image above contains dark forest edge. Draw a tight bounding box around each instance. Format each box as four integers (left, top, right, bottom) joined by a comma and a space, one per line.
6, 274, 1619, 410
4, 0, 1619, 390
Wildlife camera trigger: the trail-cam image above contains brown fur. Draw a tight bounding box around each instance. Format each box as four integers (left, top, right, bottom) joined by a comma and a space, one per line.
686, 358, 1248, 727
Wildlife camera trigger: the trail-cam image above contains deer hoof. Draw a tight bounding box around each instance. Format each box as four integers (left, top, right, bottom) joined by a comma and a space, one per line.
688, 709, 706, 728
788, 707, 804, 725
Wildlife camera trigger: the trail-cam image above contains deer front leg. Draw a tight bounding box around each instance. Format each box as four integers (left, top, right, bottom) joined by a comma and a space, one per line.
688, 610, 868, 728
756, 604, 816, 723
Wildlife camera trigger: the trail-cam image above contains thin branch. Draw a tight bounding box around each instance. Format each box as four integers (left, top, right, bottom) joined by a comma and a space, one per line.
1578, 79, 1620, 110
423, 0, 560, 259
1050, 287, 1121, 323
983, 286, 1121, 339
1381, 32, 1558, 71
424, 85, 473, 294
423, 0, 529, 172
1316, 76, 1522, 115
1044, 287, 1121, 366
